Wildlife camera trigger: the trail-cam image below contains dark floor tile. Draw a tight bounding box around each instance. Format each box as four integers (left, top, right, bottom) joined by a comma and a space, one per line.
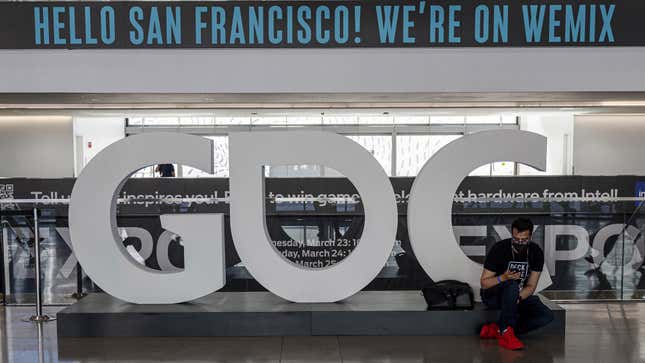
0, 303, 641, 362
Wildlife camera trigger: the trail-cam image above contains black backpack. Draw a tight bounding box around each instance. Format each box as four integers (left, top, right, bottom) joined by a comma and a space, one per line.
421, 280, 475, 310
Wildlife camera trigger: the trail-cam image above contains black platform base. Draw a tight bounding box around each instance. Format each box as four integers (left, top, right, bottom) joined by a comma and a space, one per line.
57, 291, 565, 337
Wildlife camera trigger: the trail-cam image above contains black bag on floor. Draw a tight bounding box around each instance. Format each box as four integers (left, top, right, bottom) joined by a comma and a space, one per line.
421, 280, 475, 310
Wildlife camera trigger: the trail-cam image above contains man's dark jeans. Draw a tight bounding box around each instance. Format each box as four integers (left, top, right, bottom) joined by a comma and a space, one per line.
481, 280, 554, 334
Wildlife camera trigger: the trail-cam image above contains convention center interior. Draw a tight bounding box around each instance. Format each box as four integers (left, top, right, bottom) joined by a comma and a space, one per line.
1, 0, 645, 362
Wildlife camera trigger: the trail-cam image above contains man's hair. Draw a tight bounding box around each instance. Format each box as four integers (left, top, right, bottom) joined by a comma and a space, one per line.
511, 218, 534, 235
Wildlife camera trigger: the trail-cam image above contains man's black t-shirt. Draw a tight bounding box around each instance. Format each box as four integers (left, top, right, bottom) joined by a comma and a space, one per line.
483, 239, 544, 288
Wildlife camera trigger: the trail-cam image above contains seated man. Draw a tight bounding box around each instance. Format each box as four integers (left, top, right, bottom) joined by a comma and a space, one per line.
479, 218, 554, 350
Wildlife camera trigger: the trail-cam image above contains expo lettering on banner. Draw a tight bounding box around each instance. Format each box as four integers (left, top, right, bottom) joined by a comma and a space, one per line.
68, 130, 552, 304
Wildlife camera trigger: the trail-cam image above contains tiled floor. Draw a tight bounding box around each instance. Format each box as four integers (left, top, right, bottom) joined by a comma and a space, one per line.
1, 302, 645, 362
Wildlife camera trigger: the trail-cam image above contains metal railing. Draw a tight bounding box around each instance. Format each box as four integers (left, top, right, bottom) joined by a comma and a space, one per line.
2, 194, 645, 311
0, 209, 54, 323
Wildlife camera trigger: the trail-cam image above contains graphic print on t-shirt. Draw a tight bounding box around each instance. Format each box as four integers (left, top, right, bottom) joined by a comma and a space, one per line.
507, 261, 529, 288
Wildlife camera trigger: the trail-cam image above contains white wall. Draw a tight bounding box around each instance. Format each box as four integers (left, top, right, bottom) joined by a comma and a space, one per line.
0, 116, 74, 178
73, 117, 125, 174
574, 115, 645, 176
519, 114, 574, 175
2, 48, 645, 93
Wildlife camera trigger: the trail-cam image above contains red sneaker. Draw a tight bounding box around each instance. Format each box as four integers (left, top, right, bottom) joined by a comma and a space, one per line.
498, 327, 524, 350
479, 323, 501, 339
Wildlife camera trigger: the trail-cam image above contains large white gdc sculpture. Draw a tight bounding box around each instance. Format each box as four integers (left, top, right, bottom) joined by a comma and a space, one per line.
407, 129, 553, 298
228, 131, 397, 302
68, 130, 553, 304
69, 133, 226, 304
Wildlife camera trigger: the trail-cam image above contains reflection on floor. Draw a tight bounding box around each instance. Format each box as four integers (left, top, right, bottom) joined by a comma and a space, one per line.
1, 302, 645, 363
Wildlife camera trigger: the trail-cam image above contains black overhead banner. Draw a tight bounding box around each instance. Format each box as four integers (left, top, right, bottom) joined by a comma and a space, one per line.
0, 1, 640, 49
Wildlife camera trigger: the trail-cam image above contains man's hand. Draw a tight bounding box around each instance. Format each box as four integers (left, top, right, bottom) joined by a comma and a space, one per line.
481, 268, 521, 289
501, 269, 521, 281
518, 271, 541, 302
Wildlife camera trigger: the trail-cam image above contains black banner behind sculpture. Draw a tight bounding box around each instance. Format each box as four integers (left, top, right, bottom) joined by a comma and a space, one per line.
0, 1, 640, 49
0, 175, 636, 215
1, 176, 644, 302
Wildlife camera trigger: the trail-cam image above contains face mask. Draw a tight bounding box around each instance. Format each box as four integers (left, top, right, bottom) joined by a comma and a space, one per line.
512, 242, 528, 255
512, 237, 530, 258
